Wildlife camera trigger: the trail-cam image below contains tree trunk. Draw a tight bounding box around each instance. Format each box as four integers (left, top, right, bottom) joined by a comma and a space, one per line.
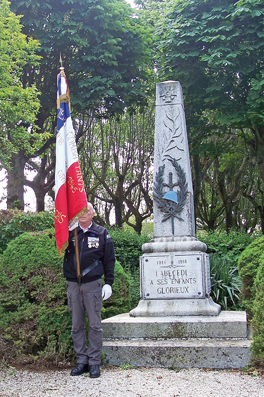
114, 197, 123, 228
7, 152, 26, 210
191, 153, 202, 232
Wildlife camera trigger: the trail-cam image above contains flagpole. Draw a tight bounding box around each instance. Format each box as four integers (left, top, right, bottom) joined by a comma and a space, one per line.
74, 227, 82, 285
55, 56, 88, 261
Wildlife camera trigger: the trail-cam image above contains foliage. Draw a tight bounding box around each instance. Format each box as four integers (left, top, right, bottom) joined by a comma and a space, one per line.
0, 229, 68, 366
79, 105, 155, 232
102, 261, 131, 319
0, 0, 41, 169
194, 128, 257, 233
210, 254, 242, 310
0, 229, 131, 366
155, 0, 264, 130
251, 259, 264, 368
197, 230, 260, 311
197, 229, 256, 268
128, 268, 141, 310
153, 0, 264, 233
0, 210, 54, 254
10, 0, 152, 115
237, 235, 264, 319
109, 227, 151, 271
5, 0, 153, 212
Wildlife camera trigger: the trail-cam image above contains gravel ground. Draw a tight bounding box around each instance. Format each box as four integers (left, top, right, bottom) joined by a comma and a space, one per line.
0, 367, 263, 397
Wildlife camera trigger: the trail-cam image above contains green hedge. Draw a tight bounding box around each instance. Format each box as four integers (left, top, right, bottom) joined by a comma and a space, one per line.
198, 229, 259, 311
109, 227, 151, 271
197, 229, 256, 267
236, 235, 264, 368
0, 210, 54, 254
0, 229, 130, 367
251, 258, 264, 367
237, 236, 264, 319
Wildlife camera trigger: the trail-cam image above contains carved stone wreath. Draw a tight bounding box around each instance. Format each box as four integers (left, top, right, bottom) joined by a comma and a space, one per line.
153, 158, 188, 223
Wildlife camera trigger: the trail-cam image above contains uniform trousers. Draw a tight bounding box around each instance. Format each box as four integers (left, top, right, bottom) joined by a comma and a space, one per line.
66, 279, 103, 366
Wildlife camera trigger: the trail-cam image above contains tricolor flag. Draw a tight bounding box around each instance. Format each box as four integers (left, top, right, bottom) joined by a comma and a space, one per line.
55, 66, 88, 257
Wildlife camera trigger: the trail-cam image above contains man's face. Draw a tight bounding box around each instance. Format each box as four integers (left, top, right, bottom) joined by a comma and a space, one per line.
79, 204, 94, 228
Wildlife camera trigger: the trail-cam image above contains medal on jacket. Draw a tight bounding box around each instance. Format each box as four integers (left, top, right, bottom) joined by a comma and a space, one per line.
88, 236, 99, 248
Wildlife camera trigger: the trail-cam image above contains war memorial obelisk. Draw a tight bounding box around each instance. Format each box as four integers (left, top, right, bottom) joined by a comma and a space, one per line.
130, 80, 220, 316
102, 81, 250, 369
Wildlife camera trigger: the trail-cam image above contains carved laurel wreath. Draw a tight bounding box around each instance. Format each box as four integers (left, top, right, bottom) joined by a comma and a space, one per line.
153, 158, 188, 222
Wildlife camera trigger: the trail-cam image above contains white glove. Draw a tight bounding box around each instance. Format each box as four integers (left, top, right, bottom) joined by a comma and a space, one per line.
102, 284, 112, 301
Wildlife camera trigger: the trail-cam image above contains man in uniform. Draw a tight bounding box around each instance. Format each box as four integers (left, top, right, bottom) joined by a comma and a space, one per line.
63, 202, 115, 378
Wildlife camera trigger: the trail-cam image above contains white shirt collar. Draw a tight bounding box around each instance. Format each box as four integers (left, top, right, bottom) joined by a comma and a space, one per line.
79, 221, 93, 233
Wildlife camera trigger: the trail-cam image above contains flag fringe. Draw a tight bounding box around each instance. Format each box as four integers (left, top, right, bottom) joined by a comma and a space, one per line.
57, 206, 88, 257
57, 240, 69, 258
68, 206, 88, 231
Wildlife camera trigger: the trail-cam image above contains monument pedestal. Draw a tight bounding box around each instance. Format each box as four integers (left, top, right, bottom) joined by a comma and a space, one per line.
130, 237, 221, 317
129, 297, 220, 317
102, 311, 251, 369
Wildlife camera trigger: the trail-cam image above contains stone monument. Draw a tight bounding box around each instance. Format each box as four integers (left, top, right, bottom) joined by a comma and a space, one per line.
101, 81, 251, 369
130, 80, 220, 317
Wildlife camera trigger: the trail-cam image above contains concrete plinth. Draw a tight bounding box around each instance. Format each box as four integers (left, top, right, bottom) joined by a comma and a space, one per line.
102, 339, 251, 369
130, 297, 221, 317
102, 311, 251, 369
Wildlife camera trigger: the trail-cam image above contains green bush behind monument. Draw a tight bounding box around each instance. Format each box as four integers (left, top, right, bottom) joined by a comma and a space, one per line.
237, 236, 264, 367
237, 235, 264, 319
198, 229, 257, 311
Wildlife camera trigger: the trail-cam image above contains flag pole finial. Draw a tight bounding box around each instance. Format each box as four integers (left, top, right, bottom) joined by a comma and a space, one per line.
59, 53, 64, 74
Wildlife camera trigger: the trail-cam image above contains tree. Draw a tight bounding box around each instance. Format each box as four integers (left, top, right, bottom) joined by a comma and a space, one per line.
156, 0, 264, 128
154, 0, 264, 231
77, 105, 154, 233
0, 0, 41, 209
7, 0, 153, 211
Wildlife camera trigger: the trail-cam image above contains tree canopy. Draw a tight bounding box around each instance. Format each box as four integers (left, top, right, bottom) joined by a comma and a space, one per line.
0, 0, 41, 208
10, 0, 152, 116
4, 0, 153, 212
153, 0, 264, 232
1, 0, 264, 234
0, 0, 40, 168
155, 0, 264, 129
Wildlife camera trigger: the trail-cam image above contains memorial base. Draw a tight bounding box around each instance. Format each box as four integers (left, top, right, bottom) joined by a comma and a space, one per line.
129, 297, 221, 317
102, 311, 251, 369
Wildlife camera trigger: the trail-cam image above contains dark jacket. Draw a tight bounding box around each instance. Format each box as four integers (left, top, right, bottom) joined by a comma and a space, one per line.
63, 221, 115, 285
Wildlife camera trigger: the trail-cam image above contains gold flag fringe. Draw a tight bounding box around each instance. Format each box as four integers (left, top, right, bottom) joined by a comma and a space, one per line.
56, 206, 88, 257
57, 240, 69, 258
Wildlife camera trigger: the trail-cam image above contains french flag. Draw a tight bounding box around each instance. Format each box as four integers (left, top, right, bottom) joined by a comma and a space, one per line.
54, 67, 87, 256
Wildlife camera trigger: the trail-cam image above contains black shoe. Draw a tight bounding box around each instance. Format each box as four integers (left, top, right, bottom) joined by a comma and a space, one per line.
89, 364, 100, 378
70, 363, 89, 376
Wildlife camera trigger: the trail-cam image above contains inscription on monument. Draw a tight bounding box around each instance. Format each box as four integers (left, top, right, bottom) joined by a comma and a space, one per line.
141, 254, 205, 299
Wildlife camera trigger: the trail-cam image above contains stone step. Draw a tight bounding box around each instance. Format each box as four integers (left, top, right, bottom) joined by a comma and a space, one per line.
102, 311, 248, 339
102, 338, 252, 369
102, 311, 251, 369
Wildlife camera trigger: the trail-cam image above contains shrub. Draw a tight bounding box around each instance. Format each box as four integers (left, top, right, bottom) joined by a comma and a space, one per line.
0, 229, 131, 367
197, 230, 258, 311
0, 229, 69, 366
197, 229, 257, 268
237, 236, 264, 319
210, 253, 242, 310
0, 210, 54, 254
110, 228, 151, 273
102, 261, 131, 319
251, 258, 264, 367
128, 268, 140, 309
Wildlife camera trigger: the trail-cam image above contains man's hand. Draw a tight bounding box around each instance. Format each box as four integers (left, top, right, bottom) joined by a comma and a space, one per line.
102, 284, 112, 300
